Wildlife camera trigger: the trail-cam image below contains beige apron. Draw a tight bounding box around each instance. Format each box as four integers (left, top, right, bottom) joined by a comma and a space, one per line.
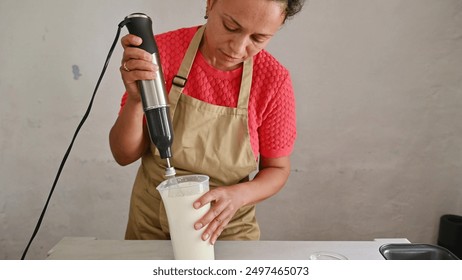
125, 25, 259, 240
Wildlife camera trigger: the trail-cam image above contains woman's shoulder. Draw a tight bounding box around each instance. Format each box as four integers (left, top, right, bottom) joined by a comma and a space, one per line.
155, 26, 199, 45
253, 50, 289, 78
252, 50, 290, 90
154, 26, 201, 72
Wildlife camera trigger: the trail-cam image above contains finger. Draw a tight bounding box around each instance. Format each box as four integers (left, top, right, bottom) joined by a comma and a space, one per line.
122, 59, 158, 73
194, 196, 229, 230
205, 211, 233, 244
120, 66, 157, 83
121, 48, 153, 68
121, 35, 152, 65
120, 67, 157, 82
198, 203, 234, 238
119, 61, 158, 99
121, 34, 142, 49
209, 219, 228, 245
193, 189, 218, 210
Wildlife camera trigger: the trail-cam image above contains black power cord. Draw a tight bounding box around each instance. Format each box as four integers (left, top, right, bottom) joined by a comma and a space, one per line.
21, 18, 129, 260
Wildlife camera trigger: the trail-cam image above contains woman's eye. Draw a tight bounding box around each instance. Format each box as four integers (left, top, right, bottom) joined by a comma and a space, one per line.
251, 36, 265, 44
223, 23, 238, 32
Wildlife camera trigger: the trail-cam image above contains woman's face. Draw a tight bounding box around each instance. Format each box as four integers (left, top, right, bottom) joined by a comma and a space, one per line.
202, 0, 285, 71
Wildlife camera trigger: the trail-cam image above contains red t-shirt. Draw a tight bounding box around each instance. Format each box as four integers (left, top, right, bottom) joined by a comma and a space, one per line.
120, 26, 296, 159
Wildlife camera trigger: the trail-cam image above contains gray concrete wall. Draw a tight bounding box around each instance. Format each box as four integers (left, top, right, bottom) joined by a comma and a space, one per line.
1, 0, 461, 259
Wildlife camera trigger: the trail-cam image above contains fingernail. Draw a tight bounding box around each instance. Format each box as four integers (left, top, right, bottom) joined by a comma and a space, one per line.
194, 223, 203, 230
193, 202, 201, 209
203, 233, 210, 241
210, 238, 215, 245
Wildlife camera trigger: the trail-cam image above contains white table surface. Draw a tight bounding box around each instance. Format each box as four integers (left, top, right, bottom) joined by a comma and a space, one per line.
46, 237, 410, 260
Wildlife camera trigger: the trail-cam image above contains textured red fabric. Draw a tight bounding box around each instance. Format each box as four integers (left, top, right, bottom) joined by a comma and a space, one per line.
120, 26, 296, 159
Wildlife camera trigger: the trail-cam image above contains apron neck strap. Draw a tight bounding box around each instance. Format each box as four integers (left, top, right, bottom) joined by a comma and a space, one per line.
238, 58, 253, 109
170, 25, 205, 93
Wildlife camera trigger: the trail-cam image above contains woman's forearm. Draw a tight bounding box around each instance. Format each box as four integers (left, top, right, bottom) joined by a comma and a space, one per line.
109, 97, 149, 166
237, 156, 291, 206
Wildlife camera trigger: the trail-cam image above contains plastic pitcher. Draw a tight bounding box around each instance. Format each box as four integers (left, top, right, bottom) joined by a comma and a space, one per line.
157, 174, 215, 260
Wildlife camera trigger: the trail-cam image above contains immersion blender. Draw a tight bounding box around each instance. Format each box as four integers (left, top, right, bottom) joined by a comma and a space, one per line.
124, 13, 176, 177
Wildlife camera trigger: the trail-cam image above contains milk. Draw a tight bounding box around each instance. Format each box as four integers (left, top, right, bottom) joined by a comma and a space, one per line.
157, 176, 215, 260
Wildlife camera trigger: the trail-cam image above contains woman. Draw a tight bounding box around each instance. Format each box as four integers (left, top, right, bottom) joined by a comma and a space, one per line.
109, 0, 304, 245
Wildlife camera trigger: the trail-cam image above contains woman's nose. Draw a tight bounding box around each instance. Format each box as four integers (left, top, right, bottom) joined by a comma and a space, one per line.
229, 35, 248, 56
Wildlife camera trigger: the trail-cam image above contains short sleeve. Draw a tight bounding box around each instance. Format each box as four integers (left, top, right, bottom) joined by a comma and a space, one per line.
258, 73, 297, 158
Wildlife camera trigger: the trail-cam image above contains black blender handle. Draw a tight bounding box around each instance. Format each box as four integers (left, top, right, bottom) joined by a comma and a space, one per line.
124, 13, 159, 54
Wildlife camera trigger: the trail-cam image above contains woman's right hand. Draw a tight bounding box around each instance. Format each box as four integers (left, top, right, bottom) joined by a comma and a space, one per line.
119, 34, 158, 102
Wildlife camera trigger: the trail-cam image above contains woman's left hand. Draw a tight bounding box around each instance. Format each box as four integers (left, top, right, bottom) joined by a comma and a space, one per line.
193, 156, 291, 245
193, 185, 244, 245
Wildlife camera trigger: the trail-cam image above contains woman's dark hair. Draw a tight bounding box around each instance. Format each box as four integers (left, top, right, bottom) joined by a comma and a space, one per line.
210, 1, 305, 22
281, 0, 305, 21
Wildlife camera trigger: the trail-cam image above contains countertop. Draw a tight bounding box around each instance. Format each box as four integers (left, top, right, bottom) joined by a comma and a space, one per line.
46, 237, 410, 260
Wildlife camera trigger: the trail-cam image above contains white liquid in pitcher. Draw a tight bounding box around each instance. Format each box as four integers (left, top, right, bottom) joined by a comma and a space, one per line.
162, 181, 214, 260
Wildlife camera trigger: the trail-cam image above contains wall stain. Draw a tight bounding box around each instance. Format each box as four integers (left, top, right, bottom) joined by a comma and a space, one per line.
72, 65, 82, 80
42, 27, 48, 41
